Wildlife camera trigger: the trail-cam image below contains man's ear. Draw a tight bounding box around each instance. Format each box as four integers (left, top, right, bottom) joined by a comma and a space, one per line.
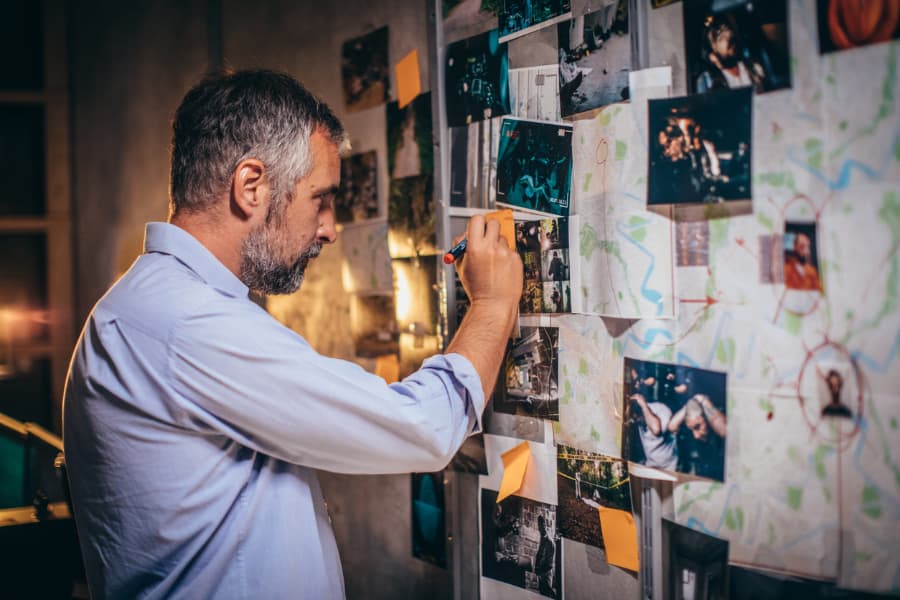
231, 158, 269, 220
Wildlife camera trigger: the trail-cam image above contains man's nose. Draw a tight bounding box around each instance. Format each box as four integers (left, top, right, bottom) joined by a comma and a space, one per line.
318, 210, 337, 244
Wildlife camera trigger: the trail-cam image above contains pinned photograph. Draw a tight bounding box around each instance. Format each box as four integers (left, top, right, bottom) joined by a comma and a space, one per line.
481, 488, 562, 598
497, 118, 573, 216
817, 0, 900, 54
663, 518, 729, 600
445, 30, 511, 127
442, 0, 498, 45
516, 218, 571, 313
498, 0, 572, 43
819, 365, 853, 419
509, 65, 561, 122
622, 358, 728, 481
341, 26, 390, 112
556, 446, 631, 549
449, 117, 502, 208
350, 294, 398, 358
336, 151, 378, 223
758, 233, 785, 284
684, 0, 791, 95
386, 93, 433, 179
784, 222, 823, 292
412, 472, 446, 567
392, 255, 439, 337
647, 88, 752, 205
495, 326, 560, 421
676, 220, 710, 267
387, 175, 436, 258
557, 0, 631, 117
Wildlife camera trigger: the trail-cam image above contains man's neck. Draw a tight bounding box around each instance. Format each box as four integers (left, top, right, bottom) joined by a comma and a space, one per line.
170, 209, 244, 279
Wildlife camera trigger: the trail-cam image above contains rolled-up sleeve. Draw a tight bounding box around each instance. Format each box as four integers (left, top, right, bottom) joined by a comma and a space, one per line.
168, 297, 485, 474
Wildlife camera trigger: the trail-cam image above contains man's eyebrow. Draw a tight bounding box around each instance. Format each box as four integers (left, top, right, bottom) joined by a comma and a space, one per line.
312, 185, 339, 197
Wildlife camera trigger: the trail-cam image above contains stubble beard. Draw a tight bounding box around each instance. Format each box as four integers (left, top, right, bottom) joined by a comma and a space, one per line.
240, 216, 322, 296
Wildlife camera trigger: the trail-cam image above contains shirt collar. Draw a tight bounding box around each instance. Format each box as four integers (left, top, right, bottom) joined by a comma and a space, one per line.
143, 222, 250, 298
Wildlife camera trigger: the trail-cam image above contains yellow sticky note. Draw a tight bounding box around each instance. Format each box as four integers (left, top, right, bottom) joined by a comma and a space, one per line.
485, 209, 515, 250
375, 354, 400, 384
598, 506, 639, 572
396, 49, 421, 109
496, 440, 530, 503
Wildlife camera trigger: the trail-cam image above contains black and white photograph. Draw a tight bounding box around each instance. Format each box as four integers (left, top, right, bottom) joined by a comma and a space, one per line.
495, 326, 560, 421
341, 26, 390, 112
412, 472, 446, 567
497, 118, 573, 216
557, 446, 631, 549
557, 0, 630, 117
647, 88, 752, 205
819, 365, 854, 419
392, 255, 439, 337
758, 233, 785, 284
448, 117, 502, 208
516, 217, 571, 313
676, 220, 710, 267
386, 93, 433, 179
387, 175, 436, 258
336, 150, 378, 223
622, 358, 728, 481
445, 29, 511, 127
816, 0, 900, 54
663, 518, 729, 600
499, 0, 572, 42
350, 293, 398, 358
684, 0, 791, 95
784, 221, 823, 292
481, 488, 562, 598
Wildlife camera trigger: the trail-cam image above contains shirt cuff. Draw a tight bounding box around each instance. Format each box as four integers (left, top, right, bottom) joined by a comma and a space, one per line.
420, 352, 485, 435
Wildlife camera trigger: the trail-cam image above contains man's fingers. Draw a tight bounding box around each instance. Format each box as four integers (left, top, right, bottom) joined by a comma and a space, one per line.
466, 214, 486, 243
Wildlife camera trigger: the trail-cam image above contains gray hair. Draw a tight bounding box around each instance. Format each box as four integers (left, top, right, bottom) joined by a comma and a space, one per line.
169, 69, 348, 216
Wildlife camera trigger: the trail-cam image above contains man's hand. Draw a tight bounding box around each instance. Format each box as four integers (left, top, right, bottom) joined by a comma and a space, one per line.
455, 215, 523, 309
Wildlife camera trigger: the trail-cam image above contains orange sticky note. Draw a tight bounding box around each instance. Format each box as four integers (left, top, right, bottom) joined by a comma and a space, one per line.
375, 354, 400, 384
485, 209, 515, 250
396, 49, 421, 109
598, 506, 639, 572
496, 440, 530, 502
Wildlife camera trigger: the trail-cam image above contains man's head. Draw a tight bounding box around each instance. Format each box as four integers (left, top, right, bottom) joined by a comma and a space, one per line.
684, 395, 710, 441
706, 17, 739, 65
170, 70, 349, 294
538, 515, 547, 536
793, 232, 812, 264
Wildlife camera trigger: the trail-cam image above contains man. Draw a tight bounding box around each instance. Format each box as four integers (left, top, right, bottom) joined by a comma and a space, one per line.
785, 231, 823, 291
669, 394, 727, 480
696, 15, 767, 93
822, 369, 852, 418
63, 70, 523, 599
626, 391, 678, 471
533, 515, 557, 597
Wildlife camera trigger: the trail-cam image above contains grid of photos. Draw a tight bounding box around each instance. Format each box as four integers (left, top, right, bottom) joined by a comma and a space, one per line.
556, 446, 632, 550
494, 326, 560, 421
816, 0, 900, 54
445, 29, 511, 127
387, 175, 437, 258
341, 26, 389, 112
412, 472, 446, 567
557, 0, 630, 117
664, 518, 729, 600
496, 118, 573, 216
337, 151, 378, 223
481, 488, 562, 598
647, 87, 752, 205
784, 221, 823, 292
498, 0, 572, 42
684, 0, 791, 95
517, 217, 571, 314
622, 358, 728, 481
386, 93, 433, 179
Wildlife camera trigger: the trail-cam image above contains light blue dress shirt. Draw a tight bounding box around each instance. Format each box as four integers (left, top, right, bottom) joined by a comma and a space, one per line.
63, 222, 484, 599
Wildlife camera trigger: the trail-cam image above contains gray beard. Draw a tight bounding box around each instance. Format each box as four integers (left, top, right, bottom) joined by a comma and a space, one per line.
239, 223, 322, 295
